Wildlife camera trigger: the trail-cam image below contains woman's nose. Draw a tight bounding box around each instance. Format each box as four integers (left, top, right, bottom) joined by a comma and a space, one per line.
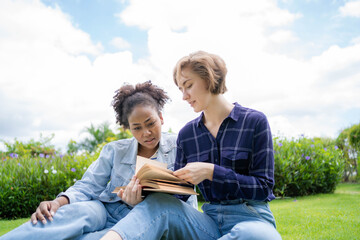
182, 90, 189, 100
143, 129, 151, 136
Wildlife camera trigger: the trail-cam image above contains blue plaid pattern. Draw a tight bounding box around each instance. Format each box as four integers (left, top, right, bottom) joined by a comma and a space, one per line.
175, 103, 275, 202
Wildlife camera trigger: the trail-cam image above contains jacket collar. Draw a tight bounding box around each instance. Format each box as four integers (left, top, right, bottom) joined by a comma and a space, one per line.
121, 133, 174, 164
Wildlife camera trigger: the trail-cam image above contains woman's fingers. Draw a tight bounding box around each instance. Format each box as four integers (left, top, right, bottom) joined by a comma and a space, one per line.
117, 188, 124, 198
133, 179, 142, 202
30, 200, 62, 225
30, 212, 38, 225
173, 163, 214, 185
33, 204, 48, 224
121, 176, 143, 206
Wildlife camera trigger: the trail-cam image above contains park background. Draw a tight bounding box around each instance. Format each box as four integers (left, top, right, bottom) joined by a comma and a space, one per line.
1, 0, 360, 239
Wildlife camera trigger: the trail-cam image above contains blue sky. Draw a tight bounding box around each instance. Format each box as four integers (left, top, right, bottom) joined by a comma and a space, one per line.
0, 0, 360, 152
41, 0, 360, 59
42, 0, 148, 59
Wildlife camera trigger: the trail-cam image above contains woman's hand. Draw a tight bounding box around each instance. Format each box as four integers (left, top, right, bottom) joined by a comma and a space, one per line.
117, 176, 143, 207
173, 162, 215, 185
30, 196, 68, 225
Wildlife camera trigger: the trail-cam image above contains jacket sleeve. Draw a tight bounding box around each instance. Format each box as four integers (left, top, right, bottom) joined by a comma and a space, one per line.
57, 144, 114, 204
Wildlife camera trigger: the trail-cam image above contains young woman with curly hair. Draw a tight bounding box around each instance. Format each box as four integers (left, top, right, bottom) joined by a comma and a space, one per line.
1, 81, 197, 240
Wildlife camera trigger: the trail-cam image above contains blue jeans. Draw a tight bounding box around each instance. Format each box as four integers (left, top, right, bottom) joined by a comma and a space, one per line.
0, 200, 131, 240
112, 193, 281, 240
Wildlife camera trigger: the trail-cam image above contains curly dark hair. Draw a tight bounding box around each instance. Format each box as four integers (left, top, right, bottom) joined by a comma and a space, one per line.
112, 81, 170, 129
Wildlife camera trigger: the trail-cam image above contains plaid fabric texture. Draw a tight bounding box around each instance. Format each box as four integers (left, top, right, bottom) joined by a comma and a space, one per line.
175, 103, 275, 202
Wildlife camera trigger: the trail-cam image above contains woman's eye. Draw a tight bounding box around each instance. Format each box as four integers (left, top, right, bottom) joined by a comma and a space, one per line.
148, 121, 156, 127
133, 127, 141, 131
186, 84, 192, 89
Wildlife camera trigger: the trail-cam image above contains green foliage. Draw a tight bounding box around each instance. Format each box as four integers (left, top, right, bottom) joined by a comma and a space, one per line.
1, 134, 57, 157
78, 122, 115, 153
76, 122, 132, 153
348, 123, 360, 149
274, 136, 344, 197
336, 123, 360, 182
116, 127, 133, 140
66, 139, 80, 155
0, 153, 98, 219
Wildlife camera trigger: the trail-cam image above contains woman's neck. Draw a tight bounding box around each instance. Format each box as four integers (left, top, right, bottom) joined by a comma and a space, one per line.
203, 94, 234, 126
137, 144, 159, 159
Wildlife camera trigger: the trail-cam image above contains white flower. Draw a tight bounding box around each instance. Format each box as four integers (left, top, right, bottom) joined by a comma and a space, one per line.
51, 166, 54, 170
83, 167, 87, 170
44, 169, 49, 174
52, 170, 57, 174
73, 178, 77, 182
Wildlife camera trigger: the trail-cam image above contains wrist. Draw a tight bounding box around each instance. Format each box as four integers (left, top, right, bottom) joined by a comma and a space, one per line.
54, 196, 69, 207
206, 163, 215, 181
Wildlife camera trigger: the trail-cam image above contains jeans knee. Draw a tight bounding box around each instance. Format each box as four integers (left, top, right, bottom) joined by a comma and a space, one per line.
144, 193, 178, 207
224, 221, 281, 240
66, 200, 107, 228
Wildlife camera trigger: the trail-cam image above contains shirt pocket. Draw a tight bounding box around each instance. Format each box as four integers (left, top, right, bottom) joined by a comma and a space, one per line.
221, 150, 250, 174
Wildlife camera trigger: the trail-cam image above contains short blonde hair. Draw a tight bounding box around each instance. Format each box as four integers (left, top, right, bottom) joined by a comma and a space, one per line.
173, 51, 227, 94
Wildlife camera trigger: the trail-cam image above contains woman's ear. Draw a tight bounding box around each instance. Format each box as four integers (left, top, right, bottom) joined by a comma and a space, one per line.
159, 112, 164, 125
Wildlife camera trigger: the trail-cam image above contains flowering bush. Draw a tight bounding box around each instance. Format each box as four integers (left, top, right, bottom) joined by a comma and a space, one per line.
273, 136, 344, 197
0, 152, 99, 219
1, 134, 57, 157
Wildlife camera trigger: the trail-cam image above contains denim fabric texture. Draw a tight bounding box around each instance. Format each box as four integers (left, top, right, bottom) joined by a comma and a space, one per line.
112, 193, 281, 240
1, 133, 197, 239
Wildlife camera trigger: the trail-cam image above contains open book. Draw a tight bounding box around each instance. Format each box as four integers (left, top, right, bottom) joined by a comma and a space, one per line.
112, 156, 198, 195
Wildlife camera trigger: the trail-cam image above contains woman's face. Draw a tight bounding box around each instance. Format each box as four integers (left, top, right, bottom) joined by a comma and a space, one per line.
128, 105, 163, 153
177, 67, 212, 113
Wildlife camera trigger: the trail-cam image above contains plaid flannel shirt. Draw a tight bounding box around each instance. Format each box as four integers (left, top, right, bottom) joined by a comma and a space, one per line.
175, 103, 275, 203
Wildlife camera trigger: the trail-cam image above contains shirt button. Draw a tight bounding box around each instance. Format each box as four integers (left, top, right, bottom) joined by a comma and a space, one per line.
109, 198, 113, 201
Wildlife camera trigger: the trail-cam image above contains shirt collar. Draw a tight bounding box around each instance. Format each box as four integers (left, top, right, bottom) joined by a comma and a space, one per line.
196, 102, 241, 127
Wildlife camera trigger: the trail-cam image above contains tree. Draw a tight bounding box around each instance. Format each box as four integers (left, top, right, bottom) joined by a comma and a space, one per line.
78, 122, 133, 153
336, 123, 360, 182
79, 122, 116, 153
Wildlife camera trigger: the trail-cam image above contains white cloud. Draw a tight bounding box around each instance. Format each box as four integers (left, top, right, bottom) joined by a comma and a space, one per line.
0, 0, 157, 151
268, 30, 298, 43
110, 37, 131, 49
339, 0, 360, 17
1, 0, 360, 152
117, 0, 360, 139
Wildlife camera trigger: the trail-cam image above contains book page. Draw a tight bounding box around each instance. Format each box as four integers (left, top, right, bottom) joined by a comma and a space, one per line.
136, 163, 178, 182
135, 155, 167, 174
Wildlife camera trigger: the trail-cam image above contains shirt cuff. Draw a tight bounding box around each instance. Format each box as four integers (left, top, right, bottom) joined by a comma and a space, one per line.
57, 192, 76, 204
212, 164, 228, 182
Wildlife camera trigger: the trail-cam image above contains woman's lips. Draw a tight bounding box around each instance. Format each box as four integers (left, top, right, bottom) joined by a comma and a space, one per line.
144, 138, 155, 144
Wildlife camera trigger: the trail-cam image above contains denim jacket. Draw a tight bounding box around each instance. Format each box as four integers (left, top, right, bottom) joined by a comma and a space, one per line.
58, 132, 197, 208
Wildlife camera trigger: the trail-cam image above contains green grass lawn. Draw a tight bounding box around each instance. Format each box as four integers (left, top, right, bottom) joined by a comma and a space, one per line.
270, 183, 360, 240
1, 183, 359, 239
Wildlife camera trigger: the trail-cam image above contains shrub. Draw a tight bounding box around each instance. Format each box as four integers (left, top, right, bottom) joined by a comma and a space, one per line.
273, 136, 344, 197
1, 134, 57, 157
0, 152, 98, 219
